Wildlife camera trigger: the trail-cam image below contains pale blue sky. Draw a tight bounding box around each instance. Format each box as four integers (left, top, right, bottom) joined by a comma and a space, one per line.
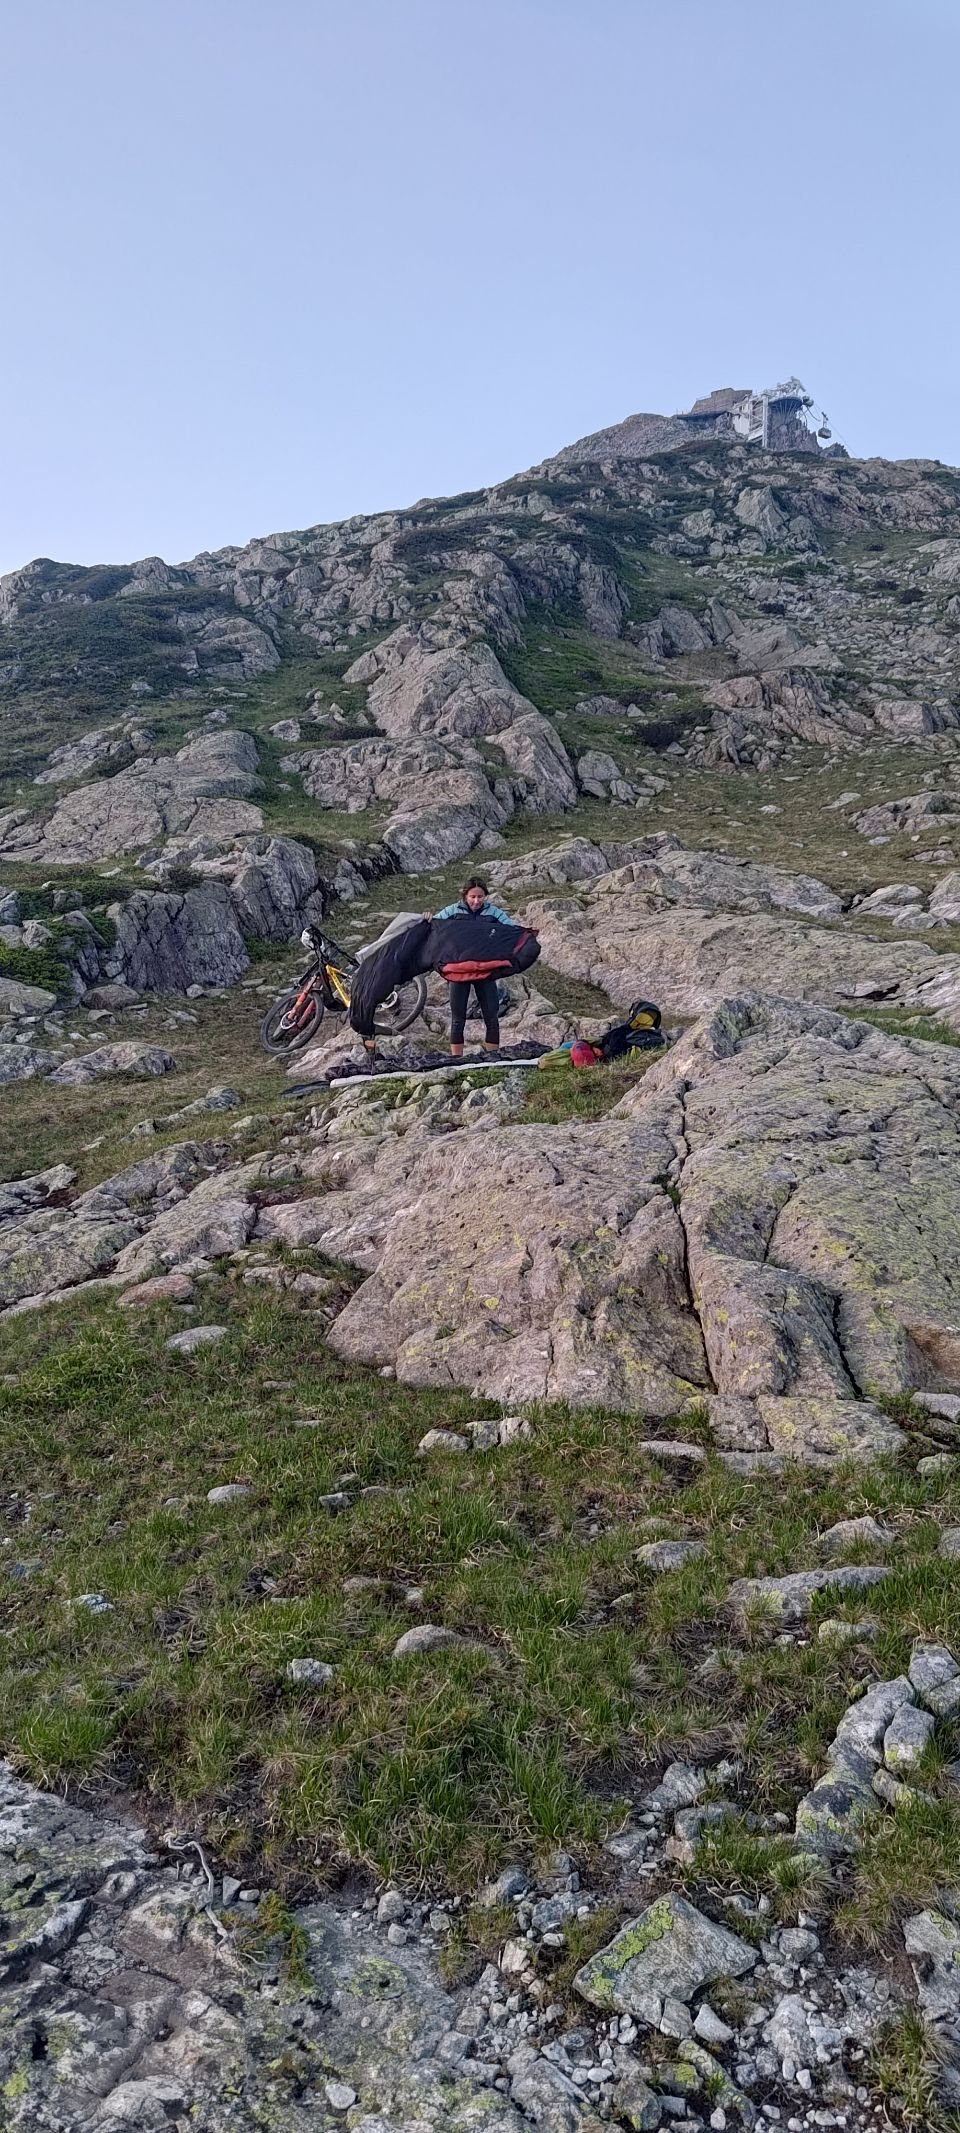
2, 0, 958, 574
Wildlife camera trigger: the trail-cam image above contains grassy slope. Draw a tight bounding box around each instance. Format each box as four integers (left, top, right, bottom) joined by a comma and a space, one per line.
0, 994, 958, 1938
3, 1268, 960, 1907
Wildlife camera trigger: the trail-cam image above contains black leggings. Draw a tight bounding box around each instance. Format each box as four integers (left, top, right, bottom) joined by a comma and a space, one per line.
448, 977, 500, 1046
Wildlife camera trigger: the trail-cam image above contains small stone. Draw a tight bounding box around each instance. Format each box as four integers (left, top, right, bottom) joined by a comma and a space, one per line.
611, 2068, 663, 2129
694, 2004, 734, 2046
817, 1617, 878, 1647
318, 1491, 353, 1512
386, 1922, 408, 1946
377, 1888, 407, 1924
166, 1324, 228, 1354
909, 1642, 959, 1694
285, 1657, 334, 1686
668, 1801, 740, 1866
940, 1527, 960, 1559
646, 1763, 704, 1812
727, 1566, 890, 1624
73, 1591, 113, 1614
324, 2082, 357, 2112
820, 1516, 893, 1555
660, 1997, 693, 2039
833, 1676, 914, 1760
495, 1415, 533, 1446
574, 1893, 756, 2015
478, 1866, 529, 1907
119, 1271, 195, 1308
873, 1766, 920, 1809
466, 1416, 502, 1451
884, 1703, 935, 1769
636, 1539, 705, 1574
918, 1453, 957, 1476
909, 1642, 960, 1717
222, 1876, 241, 1906
391, 1624, 467, 1658
605, 1827, 646, 1863
238, 1887, 260, 1904
417, 1429, 469, 1454
207, 1483, 251, 1505
916, 1392, 960, 1421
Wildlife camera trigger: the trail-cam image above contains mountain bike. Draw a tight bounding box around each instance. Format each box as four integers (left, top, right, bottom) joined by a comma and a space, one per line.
260, 924, 428, 1056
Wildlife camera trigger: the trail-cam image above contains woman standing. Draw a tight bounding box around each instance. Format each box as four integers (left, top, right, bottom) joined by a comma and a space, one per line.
430, 877, 520, 1059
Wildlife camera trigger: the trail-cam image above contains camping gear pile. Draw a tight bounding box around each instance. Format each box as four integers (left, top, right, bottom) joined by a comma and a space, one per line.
537, 1000, 666, 1071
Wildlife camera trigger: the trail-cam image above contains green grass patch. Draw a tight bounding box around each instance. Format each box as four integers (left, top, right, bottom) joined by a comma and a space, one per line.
0, 980, 293, 1185
0, 939, 66, 994
1, 1268, 960, 1890
520, 1059, 659, 1123
836, 1795, 960, 1952
870, 2009, 960, 2133
847, 1006, 960, 1050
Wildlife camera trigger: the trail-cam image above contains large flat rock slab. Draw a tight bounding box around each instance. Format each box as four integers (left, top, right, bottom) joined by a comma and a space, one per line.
292, 991, 960, 1431
318, 1108, 712, 1413
526, 865, 960, 1028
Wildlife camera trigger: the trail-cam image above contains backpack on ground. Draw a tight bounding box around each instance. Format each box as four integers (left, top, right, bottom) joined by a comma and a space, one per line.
598, 997, 666, 1061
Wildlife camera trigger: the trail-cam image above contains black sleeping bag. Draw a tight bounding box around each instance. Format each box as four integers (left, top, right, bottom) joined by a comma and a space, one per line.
348, 914, 539, 1038
348, 919, 430, 1039
425, 913, 540, 983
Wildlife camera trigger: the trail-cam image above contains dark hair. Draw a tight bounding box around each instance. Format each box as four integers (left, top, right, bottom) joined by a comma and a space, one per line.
461, 877, 489, 898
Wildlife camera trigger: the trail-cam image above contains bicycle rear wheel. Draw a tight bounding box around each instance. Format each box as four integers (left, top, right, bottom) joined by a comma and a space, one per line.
260, 988, 324, 1056
372, 975, 428, 1036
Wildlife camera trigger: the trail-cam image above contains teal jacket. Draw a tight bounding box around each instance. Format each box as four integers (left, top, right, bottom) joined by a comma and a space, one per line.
435, 897, 513, 926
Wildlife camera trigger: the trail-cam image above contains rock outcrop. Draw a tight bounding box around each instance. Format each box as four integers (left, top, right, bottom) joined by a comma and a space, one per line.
106, 882, 251, 992
0, 730, 261, 867
4, 995, 956, 1453
267, 995, 957, 1446
524, 854, 960, 1031
101, 837, 325, 993
633, 994, 960, 1402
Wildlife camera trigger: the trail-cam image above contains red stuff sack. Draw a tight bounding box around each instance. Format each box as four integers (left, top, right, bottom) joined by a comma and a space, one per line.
570, 1039, 601, 1070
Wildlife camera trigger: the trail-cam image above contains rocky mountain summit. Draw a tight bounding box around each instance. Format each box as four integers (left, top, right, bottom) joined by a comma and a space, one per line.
5, 392, 960, 2130
4, 383, 960, 1007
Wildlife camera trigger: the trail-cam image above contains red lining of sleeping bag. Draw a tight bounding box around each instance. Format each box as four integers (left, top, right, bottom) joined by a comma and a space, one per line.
440, 958, 514, 982
441, 928, 536, 985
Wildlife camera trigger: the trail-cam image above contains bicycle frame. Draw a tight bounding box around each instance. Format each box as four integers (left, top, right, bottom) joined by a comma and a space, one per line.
292, 931, 357, 1020
324, 960, 352, 1009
